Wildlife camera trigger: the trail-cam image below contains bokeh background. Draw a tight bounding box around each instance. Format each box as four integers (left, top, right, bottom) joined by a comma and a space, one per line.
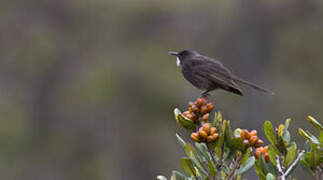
1, 0, 323, 179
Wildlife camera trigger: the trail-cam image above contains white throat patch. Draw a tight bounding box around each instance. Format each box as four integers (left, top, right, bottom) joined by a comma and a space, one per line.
176, 57, 181, 67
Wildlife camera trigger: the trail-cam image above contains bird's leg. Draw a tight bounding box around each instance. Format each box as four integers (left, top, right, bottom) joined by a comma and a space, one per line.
201, 90, 211, 98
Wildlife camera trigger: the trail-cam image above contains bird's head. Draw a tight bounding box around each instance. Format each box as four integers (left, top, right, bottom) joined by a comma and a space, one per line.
168, 50, 200, 66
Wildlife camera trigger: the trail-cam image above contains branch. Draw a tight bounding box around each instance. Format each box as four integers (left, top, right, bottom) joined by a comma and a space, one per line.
276, 155, 286, 180
283, 150, 305, 177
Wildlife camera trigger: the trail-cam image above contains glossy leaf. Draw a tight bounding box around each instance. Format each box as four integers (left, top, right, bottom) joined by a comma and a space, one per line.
195, 143, 214, 167
233, 128, 242, 138
174, 108, 196, 130
237, 156, 255, 175
299, 128, 320, 145
284, 118, 291, 130
171, 171, 186, 180
300, 159, 314, 176
225, 120, 233, 143
229, 137, 244, 151
307, 116, 323, 131
266, 173, 275, 180
157, 175, 167, 180
264, 121, 277, 145
285, 152, 304, 177
268, 146, 277, 166
212, 112, 218, 127
284, 144, 296, 167
240, 147, 252, 165
176, 134, 186, 148
185, 144, 208, 177
181, 158, 195, 176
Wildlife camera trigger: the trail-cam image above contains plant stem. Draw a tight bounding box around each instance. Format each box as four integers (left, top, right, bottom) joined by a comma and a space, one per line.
227, 154, 243, 180
283, 150, 304, 177
276, 155, 286, 180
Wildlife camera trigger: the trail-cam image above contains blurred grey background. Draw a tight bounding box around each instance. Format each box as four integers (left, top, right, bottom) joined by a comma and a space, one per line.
0, 0, 322, 179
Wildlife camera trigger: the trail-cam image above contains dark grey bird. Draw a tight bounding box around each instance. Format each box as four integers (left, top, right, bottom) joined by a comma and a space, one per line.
168, 50, 274, 96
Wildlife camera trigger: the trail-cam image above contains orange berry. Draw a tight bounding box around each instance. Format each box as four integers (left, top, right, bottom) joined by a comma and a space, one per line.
213, 133, 219, 140
241, 130, 250, 140
190, 113, 198, 121
195, 98, 205, 107
207, 135, 215, 143
255, 139, 264, 148
249, 136, 259, 146
199, 130, 208, 139
200, 105, 208, 115
191, 105, 199, 113
249, 130, 257, 137
263, 146, 269, 153
202, 113, 210, 122
206, 103, 214, 112
188, 101, 194, 108
191, 132, 200, 142
203, 123, 211, 134
255, 147, 264, 152
254, 150, 261, 159
210, 127, 217, 135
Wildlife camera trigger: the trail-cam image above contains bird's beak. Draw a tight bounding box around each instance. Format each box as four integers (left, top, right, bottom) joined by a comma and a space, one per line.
168, 51, 178, 56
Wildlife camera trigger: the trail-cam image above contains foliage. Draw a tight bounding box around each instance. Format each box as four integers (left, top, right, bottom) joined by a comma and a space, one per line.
157, 97, 323, 180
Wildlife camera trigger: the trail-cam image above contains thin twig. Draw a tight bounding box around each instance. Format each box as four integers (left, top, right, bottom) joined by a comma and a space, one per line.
276, 155, 285, 180
227, 155, 243, 180
284, 150, 305, 177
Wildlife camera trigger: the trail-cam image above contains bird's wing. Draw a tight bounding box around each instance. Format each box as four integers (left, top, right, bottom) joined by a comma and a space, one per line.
188, 56, 243, 94
189, 55, 236, 81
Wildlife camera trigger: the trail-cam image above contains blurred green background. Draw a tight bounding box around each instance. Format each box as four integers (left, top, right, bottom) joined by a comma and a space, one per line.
1, 0, 323, 179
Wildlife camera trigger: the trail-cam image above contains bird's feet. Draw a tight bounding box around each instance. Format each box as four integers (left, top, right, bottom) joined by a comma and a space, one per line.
201, 92, 211, 99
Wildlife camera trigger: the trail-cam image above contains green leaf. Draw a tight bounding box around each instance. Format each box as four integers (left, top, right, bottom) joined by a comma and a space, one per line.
300, 159, 314, 176
264, 121, 277, 145
181, 158, 195, 176
237, 156, 255, 175
212, 112, 218, 127
307, 116, 323, 131
171, 170, 186, 180
254, 161, 267, 180
225, 120, 233, 144
176, 134, 186, 148
299, 128, 320, 145
157, 175, 167, 180
229, 138, 244, 151
320, 131, 323, 145
240, 147, 252, 165
266, 173, 275, 180
207, 160, 216, 176
174, 108, 196, 130
284, 118, 291, 130
195, 143, 215, 167
284, 144, 296, 167
233, 128, 242, 138
259, 153, 269, 175
185, 143, 208, 177
267, 145, 277, 166
282, 130, 291, 146
285, 151, 305, 177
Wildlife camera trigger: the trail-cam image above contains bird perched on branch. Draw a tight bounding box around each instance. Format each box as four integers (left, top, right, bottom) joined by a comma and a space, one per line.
168, 50, 274, 96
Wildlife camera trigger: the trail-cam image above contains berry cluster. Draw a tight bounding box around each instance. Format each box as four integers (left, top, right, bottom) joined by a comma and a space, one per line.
190, 123, 219, 143
254, 146, 270, 162
240, 129, 264, 148
182, 97, 214, 124
240, 129, 269, 163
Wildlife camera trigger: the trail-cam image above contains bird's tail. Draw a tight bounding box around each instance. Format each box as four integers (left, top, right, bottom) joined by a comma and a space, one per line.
235, 78, 275, 95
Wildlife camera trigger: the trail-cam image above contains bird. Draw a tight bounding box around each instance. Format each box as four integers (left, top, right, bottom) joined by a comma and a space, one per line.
168, 50, 274, 96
